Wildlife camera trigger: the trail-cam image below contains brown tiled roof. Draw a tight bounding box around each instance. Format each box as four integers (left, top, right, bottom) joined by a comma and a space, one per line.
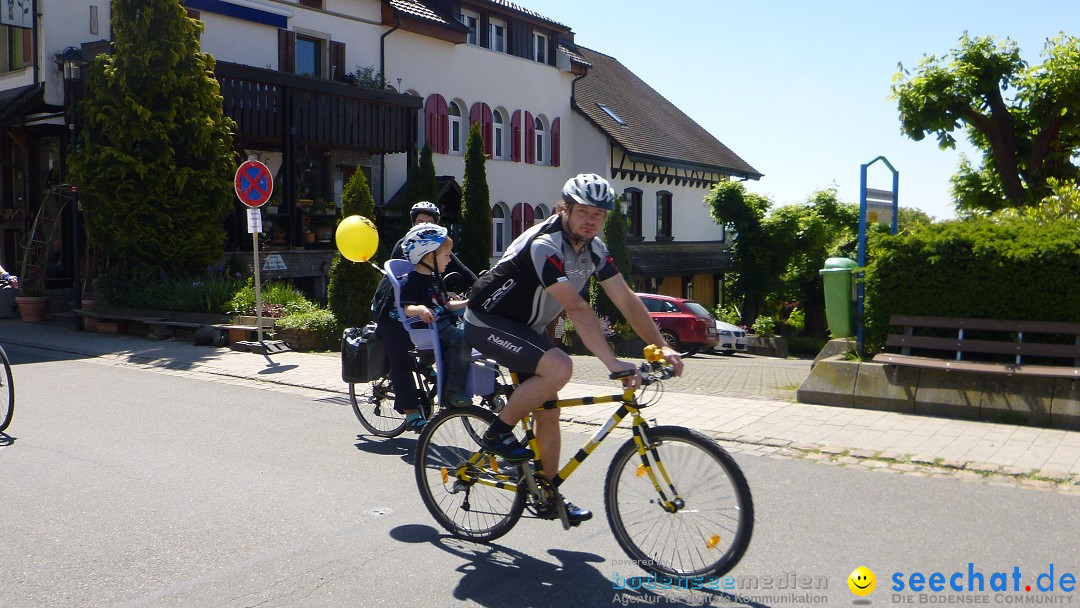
573, 47, 762, 180
389, 0, 466, 29
557, 42, 591, 67
485, 0, 566, 28
627, 241, 733, 276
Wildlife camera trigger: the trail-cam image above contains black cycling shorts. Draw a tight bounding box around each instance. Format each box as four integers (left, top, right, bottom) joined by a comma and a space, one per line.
464, 309, 555, 376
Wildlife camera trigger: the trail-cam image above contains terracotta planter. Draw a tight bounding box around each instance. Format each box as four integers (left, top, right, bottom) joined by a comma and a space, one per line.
15, 295, 47, 322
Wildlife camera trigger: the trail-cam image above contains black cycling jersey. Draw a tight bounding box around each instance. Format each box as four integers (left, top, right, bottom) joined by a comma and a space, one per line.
467, 213, 619, 331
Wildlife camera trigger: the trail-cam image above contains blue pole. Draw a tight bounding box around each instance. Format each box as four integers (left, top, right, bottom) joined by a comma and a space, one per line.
856, 164, 868, 354
891, 168, 900, 236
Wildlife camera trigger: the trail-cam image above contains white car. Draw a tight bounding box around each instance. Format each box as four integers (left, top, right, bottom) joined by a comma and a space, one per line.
712, 320, 748, 354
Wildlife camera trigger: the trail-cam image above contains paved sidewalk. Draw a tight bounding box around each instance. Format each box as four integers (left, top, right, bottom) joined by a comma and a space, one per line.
2, 318, 1079, 493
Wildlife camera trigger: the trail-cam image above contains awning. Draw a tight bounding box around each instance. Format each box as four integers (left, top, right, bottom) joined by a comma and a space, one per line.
627, 240, 732, 277
0, 84, 48, 127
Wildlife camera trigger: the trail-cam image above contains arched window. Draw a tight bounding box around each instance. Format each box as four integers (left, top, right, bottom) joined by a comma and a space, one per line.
493, 110, 505, 160
534, 205, 547, 222
492, 204, 509, 255
449, 101, 463, 155
534, 116, 546, 165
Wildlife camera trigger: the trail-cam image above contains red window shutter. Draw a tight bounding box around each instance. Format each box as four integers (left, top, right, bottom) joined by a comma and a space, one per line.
278, 29, 296, 73
469, 102, 492, 157
425, 94, 448, 154
510, 110, 521, 162
21, 29, 32, 67
524, 111, 535, 164
550, 117, 561, 167
510, 203, 536, 240
482, 103, 493, 158
329, 41, 346, 82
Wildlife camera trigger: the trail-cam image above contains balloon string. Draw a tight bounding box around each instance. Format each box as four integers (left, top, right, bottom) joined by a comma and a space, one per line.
367, 260, 385, 275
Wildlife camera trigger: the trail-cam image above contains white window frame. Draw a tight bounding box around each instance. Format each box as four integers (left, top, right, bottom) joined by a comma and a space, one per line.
492, 204, 507, 255
488, 17, 506, 53
534, 116, 546, 165
533, 31, 547, 63
460, 10, 479, 46
493, 111, 505, 160
449, 101, 463, 155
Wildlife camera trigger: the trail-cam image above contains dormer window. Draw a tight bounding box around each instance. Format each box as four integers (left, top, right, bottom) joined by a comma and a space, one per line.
460, 10, 479, 46
488, 17, 506, 53
533, 32, 547, 63
597, 103, 626, 126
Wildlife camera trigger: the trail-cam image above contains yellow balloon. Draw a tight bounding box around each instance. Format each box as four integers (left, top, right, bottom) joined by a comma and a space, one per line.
336, 215, 379, 262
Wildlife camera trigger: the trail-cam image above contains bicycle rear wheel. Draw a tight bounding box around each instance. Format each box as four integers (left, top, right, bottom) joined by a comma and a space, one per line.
414, 406, 526, 542
605, 425, 753, 580
0, 345, 12, 433
350, 375, 406, 437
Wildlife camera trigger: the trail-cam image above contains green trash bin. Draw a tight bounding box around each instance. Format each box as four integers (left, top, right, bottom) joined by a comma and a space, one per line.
819, 257, 858, 338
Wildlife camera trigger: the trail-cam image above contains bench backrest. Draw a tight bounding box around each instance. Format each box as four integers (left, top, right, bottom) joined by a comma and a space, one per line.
887, 315, 1080, 365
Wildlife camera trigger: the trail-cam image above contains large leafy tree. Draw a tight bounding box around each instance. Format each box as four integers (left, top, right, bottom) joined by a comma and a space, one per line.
72, 0, 236, 276
328, 170, 380, 328
457, 123, 491, 274
891, 33, 1080, 213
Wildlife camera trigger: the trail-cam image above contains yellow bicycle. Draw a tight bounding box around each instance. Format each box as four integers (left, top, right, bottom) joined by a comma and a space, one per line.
414, 346, 754, 580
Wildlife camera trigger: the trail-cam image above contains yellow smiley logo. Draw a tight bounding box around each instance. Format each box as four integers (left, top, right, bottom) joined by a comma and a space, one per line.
848, 566, 876, 596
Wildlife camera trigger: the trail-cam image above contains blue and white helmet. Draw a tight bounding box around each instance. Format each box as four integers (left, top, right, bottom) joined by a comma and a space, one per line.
562, 173, 616, 211
402, 223, 448, 264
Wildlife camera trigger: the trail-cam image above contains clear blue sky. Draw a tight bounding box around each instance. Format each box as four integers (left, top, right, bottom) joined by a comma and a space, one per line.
530, 0, 1077, 220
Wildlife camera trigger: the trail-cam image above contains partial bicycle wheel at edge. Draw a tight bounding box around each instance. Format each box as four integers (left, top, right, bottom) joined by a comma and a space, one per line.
349, 376, 406, 437
604, 425, 753, 580
414, 406, 526, 542
0, 346, 13, 433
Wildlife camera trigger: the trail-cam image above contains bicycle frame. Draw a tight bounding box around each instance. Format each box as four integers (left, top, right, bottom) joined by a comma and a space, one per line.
445, 371, 684, 517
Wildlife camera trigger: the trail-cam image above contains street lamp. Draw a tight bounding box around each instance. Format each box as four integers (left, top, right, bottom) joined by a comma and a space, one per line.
56, 46, 86, 322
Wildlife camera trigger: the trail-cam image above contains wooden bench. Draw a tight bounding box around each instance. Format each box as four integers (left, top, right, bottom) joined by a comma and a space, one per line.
872, 315, 1080, 378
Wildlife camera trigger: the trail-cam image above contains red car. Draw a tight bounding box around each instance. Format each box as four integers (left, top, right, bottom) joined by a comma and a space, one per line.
637, 293, 719, 355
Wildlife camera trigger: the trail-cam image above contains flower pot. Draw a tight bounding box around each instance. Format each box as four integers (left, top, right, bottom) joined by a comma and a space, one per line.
15, 295, 47, 322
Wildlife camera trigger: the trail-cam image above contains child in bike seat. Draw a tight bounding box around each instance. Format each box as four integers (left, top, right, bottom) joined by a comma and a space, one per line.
398, 223, 472, 412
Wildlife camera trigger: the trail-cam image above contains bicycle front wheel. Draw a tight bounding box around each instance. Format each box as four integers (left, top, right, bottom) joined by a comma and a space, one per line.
349, 375, 406, 437
605, 426, 753, 580
0, 345, 12, 432
414, 406, 526, 542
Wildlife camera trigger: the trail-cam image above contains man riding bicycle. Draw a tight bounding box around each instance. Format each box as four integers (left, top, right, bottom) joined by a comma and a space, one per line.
464, 173, 683, 523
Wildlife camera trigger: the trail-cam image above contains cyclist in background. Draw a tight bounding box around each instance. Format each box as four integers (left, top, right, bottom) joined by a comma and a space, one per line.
464, 174, 683, 524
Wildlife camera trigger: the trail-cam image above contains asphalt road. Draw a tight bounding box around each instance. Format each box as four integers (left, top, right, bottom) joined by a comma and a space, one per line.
1, 343, 1078, 608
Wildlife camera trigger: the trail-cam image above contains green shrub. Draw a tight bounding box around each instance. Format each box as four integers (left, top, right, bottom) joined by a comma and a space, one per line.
327, 167, 380, 328
865, 217, 1080, 352
713, 304, 742, 326
226, 279, 316, 318
751, 316, 776, 337
276, 309, 340, 346
96, 272, 241, 312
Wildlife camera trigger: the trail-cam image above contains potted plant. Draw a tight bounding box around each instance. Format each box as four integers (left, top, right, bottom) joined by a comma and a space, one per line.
15, 285, 47, 322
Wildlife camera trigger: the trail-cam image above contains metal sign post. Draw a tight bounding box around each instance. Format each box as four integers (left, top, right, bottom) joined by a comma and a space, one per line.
856, 156, 899, 355
234, 157, 288, 354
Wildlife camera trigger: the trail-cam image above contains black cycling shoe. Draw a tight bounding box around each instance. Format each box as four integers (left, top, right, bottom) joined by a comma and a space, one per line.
480, 430, 534, 461
536, 498, 593, 524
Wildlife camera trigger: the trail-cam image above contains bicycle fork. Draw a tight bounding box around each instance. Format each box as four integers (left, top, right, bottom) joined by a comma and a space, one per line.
631, 421, 685, 514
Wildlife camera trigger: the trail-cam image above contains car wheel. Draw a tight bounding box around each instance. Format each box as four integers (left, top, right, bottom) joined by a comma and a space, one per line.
660, 329, 681, 353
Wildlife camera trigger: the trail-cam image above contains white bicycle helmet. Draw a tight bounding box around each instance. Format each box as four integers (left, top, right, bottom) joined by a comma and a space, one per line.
561, 173, 616, 211
410, 201, 441, 223
402, 222, 449, 264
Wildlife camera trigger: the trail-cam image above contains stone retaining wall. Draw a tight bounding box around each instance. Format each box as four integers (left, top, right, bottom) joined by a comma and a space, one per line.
797, 355, 1080, 430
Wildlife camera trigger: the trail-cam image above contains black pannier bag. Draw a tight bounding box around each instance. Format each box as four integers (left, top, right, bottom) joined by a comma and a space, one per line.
341, 324, 385, 383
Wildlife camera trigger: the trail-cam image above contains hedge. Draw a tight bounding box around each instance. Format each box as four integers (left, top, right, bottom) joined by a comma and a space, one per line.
864, 217, 1080, 352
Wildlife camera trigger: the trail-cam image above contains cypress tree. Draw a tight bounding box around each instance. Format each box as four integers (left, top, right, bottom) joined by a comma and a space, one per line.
328, 170, 380, 328
71, 0, 236, 276
458, 122, 491, 274
416, 142, 438, 206
589, 198, 634, 321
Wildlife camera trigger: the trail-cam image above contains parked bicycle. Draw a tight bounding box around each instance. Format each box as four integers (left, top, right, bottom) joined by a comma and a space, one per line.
0, 343, 13, 433
349, 353, 506, 438
414, 345, 754, 580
